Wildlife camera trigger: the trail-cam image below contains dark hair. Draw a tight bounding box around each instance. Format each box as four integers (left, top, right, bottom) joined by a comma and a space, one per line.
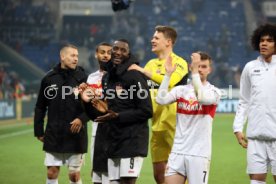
155, 25, 177, 45
114, 38, 130, 50
116, 38, 130, 45
96, 42, 112, 52
197, 51, 213, 66
251, 23, 276, 51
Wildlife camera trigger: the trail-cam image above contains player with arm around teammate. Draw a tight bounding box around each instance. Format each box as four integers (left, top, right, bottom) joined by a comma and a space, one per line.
156, 52, 221, 184
82, 39, 153, 184
86, 42, 112, 184
128, 25, 188, 184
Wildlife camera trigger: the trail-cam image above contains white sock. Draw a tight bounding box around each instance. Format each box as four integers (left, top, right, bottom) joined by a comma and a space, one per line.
46, 178, 58, 184
110, 181, 120, 184
70, 179, 82, 184
250, 180, 266, 184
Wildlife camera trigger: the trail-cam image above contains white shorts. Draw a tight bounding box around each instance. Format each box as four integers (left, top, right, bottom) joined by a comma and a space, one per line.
44, 152, 84, 172
247, 139, 276, 175
92, 171, 109, 184
165, 153, 210, 184
108, 157, 144, 180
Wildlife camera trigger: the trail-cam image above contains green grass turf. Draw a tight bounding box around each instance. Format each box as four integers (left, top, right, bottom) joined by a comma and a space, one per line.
0, 114, 274, 184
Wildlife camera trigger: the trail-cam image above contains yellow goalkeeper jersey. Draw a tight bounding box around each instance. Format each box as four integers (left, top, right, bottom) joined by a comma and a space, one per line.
145, 52, 188, 132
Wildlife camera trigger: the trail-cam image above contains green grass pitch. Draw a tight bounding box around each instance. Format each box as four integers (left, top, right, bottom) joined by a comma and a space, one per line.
0, 114, 274, 184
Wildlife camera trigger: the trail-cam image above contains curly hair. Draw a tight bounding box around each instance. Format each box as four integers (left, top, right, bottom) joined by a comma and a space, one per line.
251, 23, 276, 51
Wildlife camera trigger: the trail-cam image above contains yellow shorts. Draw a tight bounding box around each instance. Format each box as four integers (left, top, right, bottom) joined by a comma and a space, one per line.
150, 130, 174, 163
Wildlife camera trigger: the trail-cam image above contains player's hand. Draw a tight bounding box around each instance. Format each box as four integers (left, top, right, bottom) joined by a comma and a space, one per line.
37, 136, 44, 142
190, 52, 201, 73
165, 55, 176, 76
128, 64, 142, 72
235, 132, 248, 148
78, 82, 88, 93
95, 110, 119, 122
70, 118, 82, 133
82, 88, 95, 102
91, 98, 108, 113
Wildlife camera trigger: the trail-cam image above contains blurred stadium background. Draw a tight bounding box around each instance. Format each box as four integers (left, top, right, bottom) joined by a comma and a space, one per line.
0, 0, 275, 183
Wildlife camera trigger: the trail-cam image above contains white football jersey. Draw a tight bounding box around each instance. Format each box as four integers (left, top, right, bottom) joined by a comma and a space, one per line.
87, 70, 105, 98
233, 55, 276, 140
156, 75, 220, 159
172, 83, 219, 159
87, 70, 105, 164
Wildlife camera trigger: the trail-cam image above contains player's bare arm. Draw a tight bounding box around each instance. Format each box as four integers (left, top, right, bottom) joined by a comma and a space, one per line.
128, 64, 152, 78
94, 110, 118, 122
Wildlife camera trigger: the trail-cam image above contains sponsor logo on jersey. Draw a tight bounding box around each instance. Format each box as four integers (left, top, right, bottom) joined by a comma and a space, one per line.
177, 98, 217, 118
178, 101, 203, 111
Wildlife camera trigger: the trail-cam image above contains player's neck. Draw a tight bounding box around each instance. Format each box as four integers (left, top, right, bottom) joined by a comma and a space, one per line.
201, 78, 208, 85
157, 49, 173, 60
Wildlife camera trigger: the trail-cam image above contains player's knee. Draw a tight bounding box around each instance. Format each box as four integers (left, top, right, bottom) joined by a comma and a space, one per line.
154, 172, 164, 184
250, 180, 266, 184
69, 171, 80, 182
47, 167, 59, 179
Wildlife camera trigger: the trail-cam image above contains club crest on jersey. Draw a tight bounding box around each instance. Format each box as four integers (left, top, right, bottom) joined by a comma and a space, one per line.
188, 97, 197, 105
115, 83, 123, 96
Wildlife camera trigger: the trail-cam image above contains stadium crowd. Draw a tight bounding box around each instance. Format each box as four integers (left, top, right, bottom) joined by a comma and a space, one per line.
0, 0, 266, 89
0, 65, 25, 100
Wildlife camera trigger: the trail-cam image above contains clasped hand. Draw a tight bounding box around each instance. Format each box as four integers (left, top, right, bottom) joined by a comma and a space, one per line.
95, 110, 119, 122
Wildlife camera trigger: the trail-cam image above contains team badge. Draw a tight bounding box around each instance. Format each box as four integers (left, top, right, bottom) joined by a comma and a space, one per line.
188, 97, 197, 105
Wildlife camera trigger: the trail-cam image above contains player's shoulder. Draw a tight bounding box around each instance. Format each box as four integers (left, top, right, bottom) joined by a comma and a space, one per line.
43, 68, 57, 82
126, 69, 144, 79
44, 69, 54, 77
207, 82, 221, 95
127, 70, 148, 84
242, 58, 261, 74
172, 83, 189, 92
245, 57, 261, 68
171, 53, 187, 64
146, 58, 158, 65
87, 70, 100, 78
